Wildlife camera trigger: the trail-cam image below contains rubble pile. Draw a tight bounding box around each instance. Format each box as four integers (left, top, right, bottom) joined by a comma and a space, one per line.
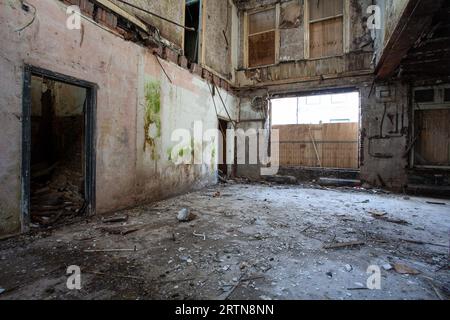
30, 163, 84, 226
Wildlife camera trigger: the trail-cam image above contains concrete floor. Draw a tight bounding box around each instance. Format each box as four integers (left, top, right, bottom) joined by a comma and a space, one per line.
0, 182, 449, 300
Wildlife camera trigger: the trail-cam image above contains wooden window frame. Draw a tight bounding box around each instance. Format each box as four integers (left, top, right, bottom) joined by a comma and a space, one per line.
183, 0, 203, 64
244, 4, 280, 69
304, 0, 350, 60
411, 84, 450, 170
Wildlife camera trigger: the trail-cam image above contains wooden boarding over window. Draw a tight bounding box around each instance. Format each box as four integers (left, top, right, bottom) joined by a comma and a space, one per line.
415, 109, 450, 166
246, 6, 279, 68
249, 31, 276, 67
308, 0, 344, 59
273, 123, 359, 169
249, 9, 276, 34
310, 17, 343, 58
309, 0, 343, 21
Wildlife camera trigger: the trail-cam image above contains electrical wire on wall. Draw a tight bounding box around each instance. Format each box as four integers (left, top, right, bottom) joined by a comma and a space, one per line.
207, 82, 222, 123
15, 1, 37, 32
223, 1, 230, 49
214, 83, 236, 129
154, 54, 173, 84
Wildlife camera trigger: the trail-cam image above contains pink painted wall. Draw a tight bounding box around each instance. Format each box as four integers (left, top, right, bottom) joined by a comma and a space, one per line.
0, 0, 238, 237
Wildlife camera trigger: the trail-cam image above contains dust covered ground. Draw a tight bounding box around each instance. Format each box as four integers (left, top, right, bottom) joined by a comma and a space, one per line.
0, 182, 449, 300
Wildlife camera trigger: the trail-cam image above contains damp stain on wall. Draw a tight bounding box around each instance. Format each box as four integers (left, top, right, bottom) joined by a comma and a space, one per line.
167, 138, 208, 166
144, 80, 161, 160
168, 138, 195, 164
210, 143, 217, 174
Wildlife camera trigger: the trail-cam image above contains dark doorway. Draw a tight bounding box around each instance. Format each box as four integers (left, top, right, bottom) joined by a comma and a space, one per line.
22, 66, 96, 229
218, 118, 228, 176
184, 0, 200, 63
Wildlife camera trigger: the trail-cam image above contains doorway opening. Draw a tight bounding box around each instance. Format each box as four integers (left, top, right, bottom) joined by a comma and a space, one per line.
271, 91, 360, 169
218, 118, 229, 177
22, 66, 96, 228
184, 0, 201, 63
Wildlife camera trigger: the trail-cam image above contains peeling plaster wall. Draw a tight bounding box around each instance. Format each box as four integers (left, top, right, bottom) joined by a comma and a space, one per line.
232, 0, 414, 189
349, 0, 373, 52
232, 0, 414, 190
236, 75, 411, 190
372, 0, 410, 65
279, 0, 304, 62
236, 52, 373, 87
235, 98, 271, 179
134, 52, 239, 205
359, 82, 409, 189
235, 0, 375, 87
113, 0, 239, 81
115, 0, 238, 82
235, 76, 372, 180
0, 0, 238, 237
202, 0, 234, 79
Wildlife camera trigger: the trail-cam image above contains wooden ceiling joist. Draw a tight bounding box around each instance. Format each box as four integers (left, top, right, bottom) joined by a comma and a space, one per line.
375, 0, 444, 80
94, 0, 149, 33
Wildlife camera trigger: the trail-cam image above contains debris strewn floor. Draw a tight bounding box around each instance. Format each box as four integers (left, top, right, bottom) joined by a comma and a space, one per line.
0, 183, 449, 300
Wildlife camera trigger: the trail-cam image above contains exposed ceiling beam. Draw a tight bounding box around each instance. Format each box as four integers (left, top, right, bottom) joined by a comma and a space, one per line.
94, 0, 149, 33
375, 0, 444, 80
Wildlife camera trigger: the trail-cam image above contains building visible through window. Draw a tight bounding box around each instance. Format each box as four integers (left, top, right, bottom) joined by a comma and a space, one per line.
272, 92, 359, 125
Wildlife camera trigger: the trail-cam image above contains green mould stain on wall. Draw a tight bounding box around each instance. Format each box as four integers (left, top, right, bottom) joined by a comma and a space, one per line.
144, 80, 162, 160
167, 138, 196, 164
210, 144, 216, 174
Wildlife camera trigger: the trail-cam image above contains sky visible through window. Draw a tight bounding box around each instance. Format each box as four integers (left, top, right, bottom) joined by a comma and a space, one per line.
271, 92, 360, 125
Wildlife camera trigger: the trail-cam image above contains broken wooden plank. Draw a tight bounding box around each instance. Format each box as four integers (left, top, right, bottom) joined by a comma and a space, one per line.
224, 273, 246, 301
371, 213, 409, 225
84, 246, 137, 253
399, 238, 448, 248
86, 271, 144, 280
154, 277, 196, 285
426, 201, 446, 206
101, 215, 128, 223
393, 263, 420, 275
380, 217, 409, 225
94, 0, 149, 33
323, 241, 365, 250
240, 275, 265, 282
99, 226, 140, 236
426, 280, 446, 300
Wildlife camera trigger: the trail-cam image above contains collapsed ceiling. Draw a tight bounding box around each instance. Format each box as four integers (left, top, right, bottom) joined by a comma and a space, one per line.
399, 0, 450, 80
